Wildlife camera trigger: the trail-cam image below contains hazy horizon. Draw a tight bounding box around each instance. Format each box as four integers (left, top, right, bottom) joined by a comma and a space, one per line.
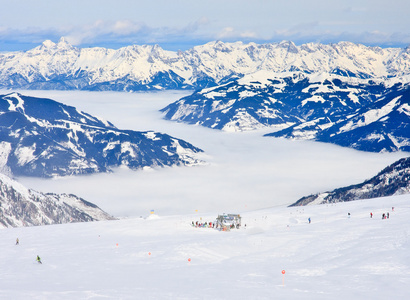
1, 1, 409, 52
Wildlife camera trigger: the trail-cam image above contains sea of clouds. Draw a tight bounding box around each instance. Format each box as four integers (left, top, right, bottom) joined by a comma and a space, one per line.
7, 89, 407, 218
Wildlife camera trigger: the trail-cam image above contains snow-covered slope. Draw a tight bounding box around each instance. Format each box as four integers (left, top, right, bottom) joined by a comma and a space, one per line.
1, 194, 409, 299
291, 156, 410, 206
0, 92, 204, 177
1, 38, 410, 91
0, 172, 114, 228
268, 81, 410, 152
161, 71, 387, 131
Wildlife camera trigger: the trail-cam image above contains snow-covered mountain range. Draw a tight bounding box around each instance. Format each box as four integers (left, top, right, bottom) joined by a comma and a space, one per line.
2, 38, 409, 153
291, 156, 410, 206
0, 92, 204, 178
161, 71, 382, 131
1, 38, 410, 91
162, 71, 410, 152
0, 172, 114, 228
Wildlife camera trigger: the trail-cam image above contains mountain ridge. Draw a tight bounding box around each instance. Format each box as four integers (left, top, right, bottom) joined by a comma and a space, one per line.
290, 156, 410, 206
161, 70, 410, 152
1, 38, 410, 91
0, 92, 204, 178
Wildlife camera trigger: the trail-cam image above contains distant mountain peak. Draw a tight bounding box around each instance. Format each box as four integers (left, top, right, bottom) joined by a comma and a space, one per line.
278, 40, 298, 53
58, 36, 68, 43
56, 36, 73, 48
41, 40, 56, 48
2, 39, 410, 91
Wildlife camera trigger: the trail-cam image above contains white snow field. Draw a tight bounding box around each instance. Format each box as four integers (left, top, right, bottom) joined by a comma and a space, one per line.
1, 90, 409, 299
1, 194, 409, 299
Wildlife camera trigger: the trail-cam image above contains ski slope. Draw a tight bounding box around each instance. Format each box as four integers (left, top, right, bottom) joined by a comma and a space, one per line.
1, 194, 409, 299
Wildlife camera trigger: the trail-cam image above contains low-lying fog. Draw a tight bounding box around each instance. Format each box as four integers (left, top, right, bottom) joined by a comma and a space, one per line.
10, 89, 407, 217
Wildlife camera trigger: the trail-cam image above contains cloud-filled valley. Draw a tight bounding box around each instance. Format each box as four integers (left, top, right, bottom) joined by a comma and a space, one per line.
11, 90, 407, 217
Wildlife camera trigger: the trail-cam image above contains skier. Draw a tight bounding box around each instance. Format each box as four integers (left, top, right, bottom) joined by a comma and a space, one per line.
16, 238, 19, 245
370, 212, 373, 218
382, 213, 385, 219
387, 212, 390, 219
36, 255, 42, 264
308, 217, 311, 224
348, 212, 350, 218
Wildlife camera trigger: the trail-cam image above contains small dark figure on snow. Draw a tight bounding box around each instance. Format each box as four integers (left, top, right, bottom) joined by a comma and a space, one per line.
382, 213, 385, 219
16, 238, 19, 245
348, 213, 351, 218
370, 212, 373, 218
308, 217, 311, 224
36, 255, 42, 264
387, 212, 390, 219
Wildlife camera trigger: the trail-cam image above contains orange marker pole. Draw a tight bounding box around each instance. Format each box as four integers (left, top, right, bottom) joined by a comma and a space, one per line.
282, 270, 285, 286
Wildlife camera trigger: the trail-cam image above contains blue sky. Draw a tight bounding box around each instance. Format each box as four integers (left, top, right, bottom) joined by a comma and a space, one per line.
1, 0, 409, 51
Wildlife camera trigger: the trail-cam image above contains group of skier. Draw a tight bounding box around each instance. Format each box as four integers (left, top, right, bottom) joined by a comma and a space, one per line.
191, 220, 241, 230
192, 221, 217, 228
15, 237, 42, 264
370, 207, 395, 219
307, 206, 396, 224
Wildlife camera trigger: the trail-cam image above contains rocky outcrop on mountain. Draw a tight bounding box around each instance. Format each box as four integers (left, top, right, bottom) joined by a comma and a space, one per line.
1, 38, 410, 91
290, 156, 410, 206
0, 173, 115, 228
0, 92, 204, 178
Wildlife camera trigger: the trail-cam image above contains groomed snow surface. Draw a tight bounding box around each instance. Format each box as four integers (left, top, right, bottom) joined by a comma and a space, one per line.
1, 195, 409, 299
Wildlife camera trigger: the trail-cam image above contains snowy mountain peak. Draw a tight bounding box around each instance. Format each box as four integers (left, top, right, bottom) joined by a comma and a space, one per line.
1, 39, 410, 91
278, 40, 298, 53
34, 37, 76, 53
56, 36, 74, 49
58, 36, 68, 43
41, 39, 56, 49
